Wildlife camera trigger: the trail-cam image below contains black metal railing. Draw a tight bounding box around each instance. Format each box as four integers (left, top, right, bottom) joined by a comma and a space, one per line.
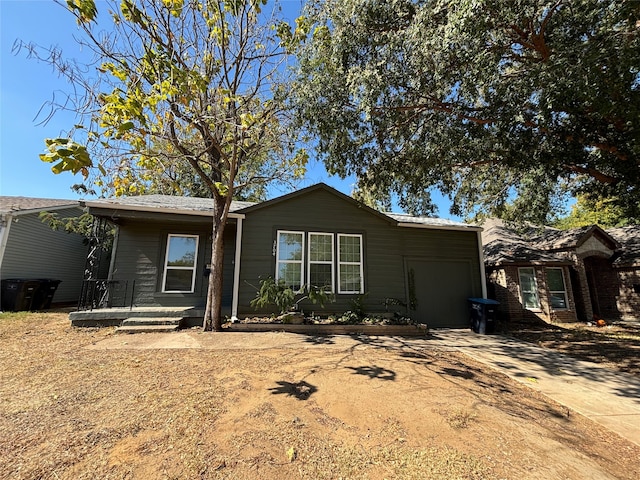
77, 279, 135, 311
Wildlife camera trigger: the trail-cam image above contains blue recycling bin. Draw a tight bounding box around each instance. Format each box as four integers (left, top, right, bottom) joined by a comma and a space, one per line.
468, 298, 500, 334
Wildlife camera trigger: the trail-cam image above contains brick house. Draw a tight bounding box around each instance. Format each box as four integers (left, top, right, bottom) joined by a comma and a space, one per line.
482, 219, 640, 324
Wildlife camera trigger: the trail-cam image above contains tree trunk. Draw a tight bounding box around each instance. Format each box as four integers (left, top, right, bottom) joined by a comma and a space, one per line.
203, 196, 228, 332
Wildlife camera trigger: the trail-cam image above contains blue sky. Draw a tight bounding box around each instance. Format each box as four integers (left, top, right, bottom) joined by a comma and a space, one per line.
0, 0, 458, 219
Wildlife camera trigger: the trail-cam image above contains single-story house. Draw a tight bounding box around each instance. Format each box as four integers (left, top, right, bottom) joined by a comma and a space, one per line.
482, 219, 640, 323
77, 183, 486, 327
0, 196, 88, 308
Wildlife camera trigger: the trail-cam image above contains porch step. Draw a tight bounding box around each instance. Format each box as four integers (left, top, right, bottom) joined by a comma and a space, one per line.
115, 317, 182, 334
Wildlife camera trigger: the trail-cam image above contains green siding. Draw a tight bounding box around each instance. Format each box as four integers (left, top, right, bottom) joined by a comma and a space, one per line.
1, 208, 87, 303
111, 218, 236, 311
236, 188, 483, 327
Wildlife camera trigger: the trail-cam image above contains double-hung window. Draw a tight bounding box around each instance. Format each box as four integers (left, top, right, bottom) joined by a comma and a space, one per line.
276, 231, 304, 291
308, 233, 334, 292
518, 267, 540, 309
338, 234, 364, 294
162, 234, 199, 293
275, 231, 364, 294
546, 268, 568, 309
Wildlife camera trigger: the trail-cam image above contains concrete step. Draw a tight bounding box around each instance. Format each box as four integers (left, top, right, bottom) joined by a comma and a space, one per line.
115, 324, 181, 334
121, 317, 182, 326
115, 317, 183, 334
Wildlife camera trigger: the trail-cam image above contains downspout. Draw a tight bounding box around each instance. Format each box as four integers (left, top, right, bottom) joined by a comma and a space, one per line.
231, 216, 243, 321
0, 214, 13, 268
477, 231, 488, 298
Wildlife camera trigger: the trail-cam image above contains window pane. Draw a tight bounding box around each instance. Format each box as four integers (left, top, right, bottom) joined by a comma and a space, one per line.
547, 269, 565, 292
278, 263, 302, 290
522, 292, 540, 309
165, 269, 194, 291
549, 293, 567, 309
309, 234, 332, 262
339, 235, 361, 262
339, 264, 361, 292
167, 236, 197, 266
519, 268, 540, 308
309, 263, 332, 290
519, 268, 535, 292
278, 233, 303, 261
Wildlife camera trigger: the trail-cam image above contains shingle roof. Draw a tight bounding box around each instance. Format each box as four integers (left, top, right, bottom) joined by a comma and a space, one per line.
85, 186, 480, 231
385, 212, 479, 230
607, 225, 640, 266
0, 196, 79, 215
481, 219, 571, 265
481, 218, 639, 267
83, 194, 255, 215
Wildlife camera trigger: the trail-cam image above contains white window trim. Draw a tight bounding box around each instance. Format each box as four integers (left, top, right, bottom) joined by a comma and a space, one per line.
275, 230, 305, 290
546, 267, 569, 310
162, 234, 199, 293
518, 267, 541, 310
307, 232, 335, 293
337, 233, 364, 294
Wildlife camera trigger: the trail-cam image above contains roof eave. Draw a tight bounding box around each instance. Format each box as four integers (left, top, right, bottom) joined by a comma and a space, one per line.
83, 201, 245, 219
396, 222, 482, 232
6, 203, 82, 217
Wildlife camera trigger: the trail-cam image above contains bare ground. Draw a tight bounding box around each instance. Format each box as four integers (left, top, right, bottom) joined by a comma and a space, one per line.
1, 312, 639, 480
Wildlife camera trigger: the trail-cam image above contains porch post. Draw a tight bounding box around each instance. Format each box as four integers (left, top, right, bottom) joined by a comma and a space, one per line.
231, 216, 243, 321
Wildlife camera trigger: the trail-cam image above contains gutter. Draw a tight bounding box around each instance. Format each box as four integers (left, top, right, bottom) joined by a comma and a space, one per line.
395, 222, 482, 232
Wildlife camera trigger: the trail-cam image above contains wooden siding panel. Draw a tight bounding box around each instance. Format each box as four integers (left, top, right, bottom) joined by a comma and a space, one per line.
236, 189, 483, 324
1, 208, 87, 303
111, 219, 236, 310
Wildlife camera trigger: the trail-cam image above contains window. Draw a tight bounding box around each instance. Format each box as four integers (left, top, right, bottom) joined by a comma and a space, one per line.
308, 233, 334, 292
276, 231, 304, 290
162, 234, 199, 293
518, 267, 540, 309
338, 234, 364, 294
547, 268, 568, 309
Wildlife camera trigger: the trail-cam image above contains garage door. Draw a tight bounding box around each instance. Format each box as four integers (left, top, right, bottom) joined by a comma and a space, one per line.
406, 259, 475, 328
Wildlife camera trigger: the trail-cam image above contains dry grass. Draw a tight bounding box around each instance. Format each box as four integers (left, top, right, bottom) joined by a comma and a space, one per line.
1, 312, 639, 480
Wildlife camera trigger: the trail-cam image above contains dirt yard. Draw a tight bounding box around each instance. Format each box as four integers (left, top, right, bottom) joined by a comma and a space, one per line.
1, 312, 639, 480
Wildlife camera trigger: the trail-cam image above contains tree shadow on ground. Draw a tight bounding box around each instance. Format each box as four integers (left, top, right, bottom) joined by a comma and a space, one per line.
303, 335, 336, 345
346, 365, 396, 381
268, 380, 317, 400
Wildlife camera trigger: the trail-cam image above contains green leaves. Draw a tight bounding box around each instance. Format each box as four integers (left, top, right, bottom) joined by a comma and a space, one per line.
66, 0, 97, 24
294, 0, 640, 224
40, 138, 92, 177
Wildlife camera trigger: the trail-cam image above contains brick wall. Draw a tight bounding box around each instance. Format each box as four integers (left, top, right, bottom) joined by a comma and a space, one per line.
616, 268, 640, 321
487, 265, 578, 325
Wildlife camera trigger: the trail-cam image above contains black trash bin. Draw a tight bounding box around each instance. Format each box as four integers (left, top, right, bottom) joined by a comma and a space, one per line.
33, 279, 62, 310
1, 279, 42, 312
468, 298, 500, 334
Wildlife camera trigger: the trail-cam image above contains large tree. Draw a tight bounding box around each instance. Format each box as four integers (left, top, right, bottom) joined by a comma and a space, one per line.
30, 0, 308, 330
294, 0, 640, 223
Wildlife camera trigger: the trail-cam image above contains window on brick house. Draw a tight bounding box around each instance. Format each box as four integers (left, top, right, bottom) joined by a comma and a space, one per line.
546, 268, 568, 309
518, 267, 540, 309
